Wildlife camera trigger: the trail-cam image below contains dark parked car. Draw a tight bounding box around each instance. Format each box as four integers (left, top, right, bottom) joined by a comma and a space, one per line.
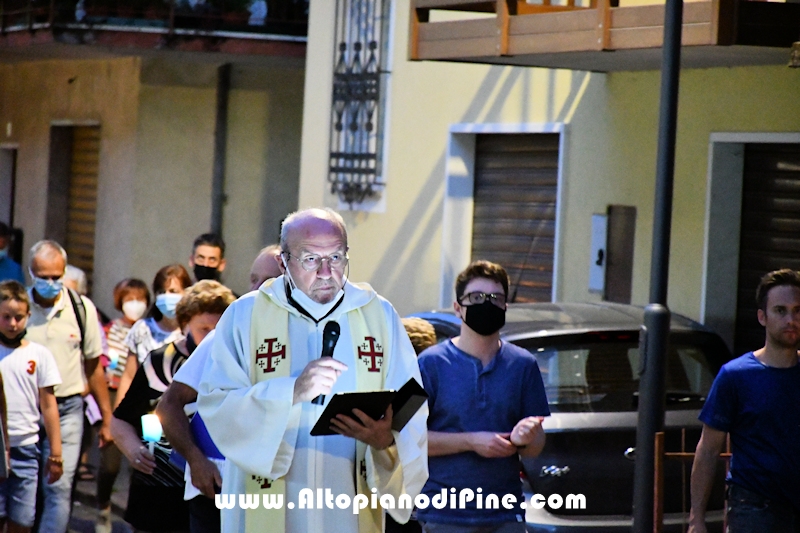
411, 302, 732, 533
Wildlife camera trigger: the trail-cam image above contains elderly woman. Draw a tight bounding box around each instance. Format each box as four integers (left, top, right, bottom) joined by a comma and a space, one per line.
111, 280, 235, 533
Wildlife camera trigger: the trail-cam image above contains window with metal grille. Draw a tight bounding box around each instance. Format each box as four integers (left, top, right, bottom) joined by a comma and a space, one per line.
328, 0, 390, 208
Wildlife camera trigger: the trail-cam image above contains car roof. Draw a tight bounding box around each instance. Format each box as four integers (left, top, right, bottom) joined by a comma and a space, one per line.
411, 301, 710, 340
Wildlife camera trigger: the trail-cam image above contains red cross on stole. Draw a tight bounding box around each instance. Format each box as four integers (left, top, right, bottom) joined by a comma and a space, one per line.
358, 336, 383, 372
251, 475, 272, 489
255, 338, 286, 373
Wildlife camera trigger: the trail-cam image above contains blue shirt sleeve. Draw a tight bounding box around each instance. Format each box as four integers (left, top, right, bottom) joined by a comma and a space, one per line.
418, 352, 437, 414
699, 365, 736, 432
521, 357, 551, 418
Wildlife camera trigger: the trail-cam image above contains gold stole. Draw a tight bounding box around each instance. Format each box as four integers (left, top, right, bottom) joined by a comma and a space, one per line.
245, 285, 389, 533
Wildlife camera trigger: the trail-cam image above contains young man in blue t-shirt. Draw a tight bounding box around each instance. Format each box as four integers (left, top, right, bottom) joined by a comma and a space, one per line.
689, 269, 800, 533
417, 260, 550, 533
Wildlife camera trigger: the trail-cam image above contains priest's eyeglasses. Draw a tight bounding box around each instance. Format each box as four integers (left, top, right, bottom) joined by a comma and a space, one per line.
459, 291, 507, 308
284, 251, 349, 272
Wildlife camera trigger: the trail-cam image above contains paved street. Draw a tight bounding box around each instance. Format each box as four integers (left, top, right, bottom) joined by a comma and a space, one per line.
67, 432, 133, 533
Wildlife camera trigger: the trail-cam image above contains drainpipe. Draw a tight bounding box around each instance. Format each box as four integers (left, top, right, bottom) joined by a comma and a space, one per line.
211, 63, 231, 236
631, 0, 684, 529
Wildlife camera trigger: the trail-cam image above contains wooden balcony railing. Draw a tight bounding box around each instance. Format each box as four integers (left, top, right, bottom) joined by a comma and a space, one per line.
409, 0, 800, 71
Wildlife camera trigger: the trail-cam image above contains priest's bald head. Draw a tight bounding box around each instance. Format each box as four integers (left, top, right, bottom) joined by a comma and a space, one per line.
279, 208, 350, 304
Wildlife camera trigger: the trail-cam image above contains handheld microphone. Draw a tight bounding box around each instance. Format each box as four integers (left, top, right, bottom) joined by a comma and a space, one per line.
312, 321, 341, 405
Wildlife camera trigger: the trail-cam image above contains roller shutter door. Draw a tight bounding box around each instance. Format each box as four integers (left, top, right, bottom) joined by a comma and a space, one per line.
734, 143, 800, 356
65, 126, 100, 291
471, 133, 559, 303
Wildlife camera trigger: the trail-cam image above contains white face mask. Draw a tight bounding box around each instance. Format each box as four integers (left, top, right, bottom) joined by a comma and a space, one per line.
122, 300, 147, 322
283, 258, 345, 321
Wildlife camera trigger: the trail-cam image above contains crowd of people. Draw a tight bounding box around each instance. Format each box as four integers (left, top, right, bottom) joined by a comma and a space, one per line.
0, 211, 797, 533
0, 223, 286, 533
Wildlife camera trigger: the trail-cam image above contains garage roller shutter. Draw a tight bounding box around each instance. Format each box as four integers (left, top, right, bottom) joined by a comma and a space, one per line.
734, 143, 800, 356
471, 133, 559, 303
65, 126, 100, 291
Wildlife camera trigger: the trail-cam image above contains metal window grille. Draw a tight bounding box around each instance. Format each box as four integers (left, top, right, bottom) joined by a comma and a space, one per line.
328, 0, 389, 208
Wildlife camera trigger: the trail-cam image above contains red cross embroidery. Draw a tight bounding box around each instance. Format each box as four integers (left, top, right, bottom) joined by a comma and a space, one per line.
252, 475, 272, 489
358, 337, 383, 373
256, 338, 285, 373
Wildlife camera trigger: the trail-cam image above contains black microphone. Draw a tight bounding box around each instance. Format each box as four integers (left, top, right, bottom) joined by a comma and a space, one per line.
312, 321, 341, 405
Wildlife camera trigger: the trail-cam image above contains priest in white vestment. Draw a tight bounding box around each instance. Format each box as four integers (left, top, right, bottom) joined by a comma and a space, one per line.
197, 208, 428, 533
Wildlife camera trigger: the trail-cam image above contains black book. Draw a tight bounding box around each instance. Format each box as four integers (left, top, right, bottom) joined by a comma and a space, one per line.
310, 377, 428, 437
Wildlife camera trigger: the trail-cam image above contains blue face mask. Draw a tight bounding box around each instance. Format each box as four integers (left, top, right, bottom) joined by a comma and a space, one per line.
155, 293, 182, 320
32, 275, 63, 300
0, 248, 7, 260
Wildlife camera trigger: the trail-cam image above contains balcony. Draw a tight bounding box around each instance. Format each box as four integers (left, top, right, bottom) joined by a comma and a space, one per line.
409, 0, 800, 71
0, 0, 307, 60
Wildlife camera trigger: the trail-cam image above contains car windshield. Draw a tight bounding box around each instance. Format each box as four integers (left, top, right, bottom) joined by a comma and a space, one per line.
512, 331, 716, 413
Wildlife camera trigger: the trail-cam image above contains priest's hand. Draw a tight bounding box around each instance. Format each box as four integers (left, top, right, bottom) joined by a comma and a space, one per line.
330, 405, 395, 450
293, 358, 349, 404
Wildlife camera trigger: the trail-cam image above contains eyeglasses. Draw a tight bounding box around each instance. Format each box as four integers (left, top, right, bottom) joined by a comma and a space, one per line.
459, 291, 507, 308
284, 251, 349, 272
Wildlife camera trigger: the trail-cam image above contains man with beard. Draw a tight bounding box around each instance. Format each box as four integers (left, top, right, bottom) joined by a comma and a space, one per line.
689, 269, 800, 533
417, 260, 549, 533
197, 208, 427, 533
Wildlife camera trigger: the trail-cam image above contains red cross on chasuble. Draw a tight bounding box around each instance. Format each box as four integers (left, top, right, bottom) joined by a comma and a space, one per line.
244, 285, 389, 533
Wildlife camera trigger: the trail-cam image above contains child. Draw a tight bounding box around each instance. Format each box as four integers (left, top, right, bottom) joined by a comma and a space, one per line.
0, 280, 63, 532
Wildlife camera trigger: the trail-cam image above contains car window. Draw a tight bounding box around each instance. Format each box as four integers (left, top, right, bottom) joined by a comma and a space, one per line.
514, 334, 716, 413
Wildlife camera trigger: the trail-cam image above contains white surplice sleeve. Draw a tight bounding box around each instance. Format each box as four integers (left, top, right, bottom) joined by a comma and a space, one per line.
365, 299, 429, 524
197, 295, 302, 480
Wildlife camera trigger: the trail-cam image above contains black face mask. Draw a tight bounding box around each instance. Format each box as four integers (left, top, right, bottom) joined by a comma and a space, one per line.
186, 332, 198, 355
0, 329, 26, 348
463, 301, 506, 336
193, 264, 220, 282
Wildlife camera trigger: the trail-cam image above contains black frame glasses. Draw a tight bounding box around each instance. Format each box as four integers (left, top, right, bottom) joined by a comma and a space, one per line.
459, 291, 507, 308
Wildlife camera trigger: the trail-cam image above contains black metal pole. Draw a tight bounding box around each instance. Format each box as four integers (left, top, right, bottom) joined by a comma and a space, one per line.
210, 63, 231, 236
631, 0, 684, 528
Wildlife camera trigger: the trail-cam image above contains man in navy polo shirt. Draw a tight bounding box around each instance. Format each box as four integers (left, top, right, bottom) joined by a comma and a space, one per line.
417, 260, 549, 533
688, 269, 800, 533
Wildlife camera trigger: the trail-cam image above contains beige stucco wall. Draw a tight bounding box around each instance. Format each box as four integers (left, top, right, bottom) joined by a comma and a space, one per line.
118, 60, 306, 303
1, 55, 304, 313
0, 57, 141, 313
585, 66, 800, 317
299, 0, 800, 320
130, 82, 217, 290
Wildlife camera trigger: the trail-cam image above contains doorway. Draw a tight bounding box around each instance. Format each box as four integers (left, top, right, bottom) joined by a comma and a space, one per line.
46, 125, 101, 293
702, 133, 800, 353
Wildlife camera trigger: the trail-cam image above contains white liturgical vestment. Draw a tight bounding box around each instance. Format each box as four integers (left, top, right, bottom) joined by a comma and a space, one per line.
197, 278, 428, 533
